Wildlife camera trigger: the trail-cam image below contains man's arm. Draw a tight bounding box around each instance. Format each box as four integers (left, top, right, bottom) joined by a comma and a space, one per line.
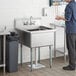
55, 5, 72, 21
55, 16, 67, 21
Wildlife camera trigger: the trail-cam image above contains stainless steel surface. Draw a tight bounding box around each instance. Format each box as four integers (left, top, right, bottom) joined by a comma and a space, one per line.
28, 46, 52, 71
49, 45, 52, 68
0, 36, 3, 64
18, 26, 55, 48
29, 16, 33, 25
27, 26, 53, 31
30, 48, 33, 71
54, 25, 56, 58
38, 47, 40, 63
17, 27, 54, 71
0, 64, 5, 67
0, 31, 10, 75
0, 26, 6, 33
35, 48, 37, 65
3, 35, 6, 73
14, 17, 41, 30
14, 18, 55, 71
50, 23, 67, 62
20, 43, 23, 66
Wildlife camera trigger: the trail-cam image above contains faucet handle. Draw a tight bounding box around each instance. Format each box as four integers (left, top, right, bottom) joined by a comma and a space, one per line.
24, 21, 28, 25
31, 21, 36, 25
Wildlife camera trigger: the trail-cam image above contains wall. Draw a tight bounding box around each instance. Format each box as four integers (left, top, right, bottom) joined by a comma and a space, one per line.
0, 0, 48, 30
0, 0, 66, 63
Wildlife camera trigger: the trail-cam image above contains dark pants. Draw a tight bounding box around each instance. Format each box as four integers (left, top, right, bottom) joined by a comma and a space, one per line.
66, 34, 76, 68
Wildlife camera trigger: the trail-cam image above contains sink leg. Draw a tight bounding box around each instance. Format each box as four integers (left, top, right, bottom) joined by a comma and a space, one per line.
38, 47, 40, 63
29, 47, 45, 70
49, 46, 52, 68
20, 43, 23, 66
30, 48, 33, 71
54, 26, 56, 58
3, 35, 6, 74
35, 48, 38, 65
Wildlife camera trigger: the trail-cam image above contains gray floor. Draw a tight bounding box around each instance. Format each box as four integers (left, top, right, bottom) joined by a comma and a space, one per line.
0, 57, 76, 76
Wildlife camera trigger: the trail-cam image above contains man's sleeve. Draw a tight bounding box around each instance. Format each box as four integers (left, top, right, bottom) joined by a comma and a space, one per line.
65, 6, 72, 21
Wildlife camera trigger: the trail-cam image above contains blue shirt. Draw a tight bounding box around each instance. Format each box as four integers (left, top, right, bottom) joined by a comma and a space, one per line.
65, 0, 76, 33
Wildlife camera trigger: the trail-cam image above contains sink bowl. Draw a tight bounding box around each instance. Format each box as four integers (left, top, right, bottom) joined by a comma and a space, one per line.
27, 26, 53, 31
17, 26, 55, 48
16, 25, 55, 33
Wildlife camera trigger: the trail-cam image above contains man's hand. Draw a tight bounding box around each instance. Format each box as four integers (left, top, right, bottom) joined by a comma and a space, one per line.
55, 16, 64, 20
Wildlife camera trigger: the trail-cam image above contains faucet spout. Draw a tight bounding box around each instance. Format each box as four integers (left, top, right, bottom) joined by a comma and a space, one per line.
30, 16, 33, 25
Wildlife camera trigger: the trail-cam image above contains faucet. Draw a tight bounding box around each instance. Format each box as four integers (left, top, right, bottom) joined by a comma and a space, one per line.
29, 16, 35, 25
30, 16, 33, 25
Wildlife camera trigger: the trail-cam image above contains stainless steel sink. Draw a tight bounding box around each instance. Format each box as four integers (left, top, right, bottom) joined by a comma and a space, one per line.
15, 18, 54, 70
17, 26, 55, 48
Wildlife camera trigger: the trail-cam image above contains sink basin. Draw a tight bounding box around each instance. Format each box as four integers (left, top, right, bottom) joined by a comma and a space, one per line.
27, 26, 53, 31
16, 25, 55, 33
17, 26, 55, 48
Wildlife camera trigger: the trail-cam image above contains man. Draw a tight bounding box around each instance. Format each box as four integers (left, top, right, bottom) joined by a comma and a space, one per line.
56, 0, 76, 71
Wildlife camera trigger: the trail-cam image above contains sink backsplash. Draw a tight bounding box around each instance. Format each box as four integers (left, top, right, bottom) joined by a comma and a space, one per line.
0, 25, 6, 32
14, 17, 41, 29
